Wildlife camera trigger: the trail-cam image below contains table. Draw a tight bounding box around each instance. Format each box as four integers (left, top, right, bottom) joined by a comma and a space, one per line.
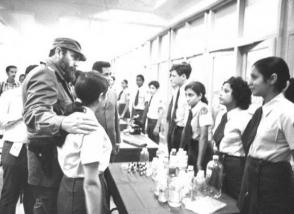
109, 163, 240, 214
113, 133, 159, 162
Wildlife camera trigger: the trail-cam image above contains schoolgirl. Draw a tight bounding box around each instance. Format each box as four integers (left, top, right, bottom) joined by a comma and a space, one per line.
213, 76, 252, 199
239, 57, 294, 214
57, 72, 112, 214
180, 81, 213, 173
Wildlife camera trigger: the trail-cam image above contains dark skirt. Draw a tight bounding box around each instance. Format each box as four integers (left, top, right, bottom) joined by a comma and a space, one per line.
118, 103, 130, 119
57, 174, 109, 214
238, 156, 293, 214
219, 153, 245, 199
188, 139, 213, 174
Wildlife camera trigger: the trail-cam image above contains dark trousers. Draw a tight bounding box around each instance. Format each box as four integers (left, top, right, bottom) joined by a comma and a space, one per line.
167, 125, 183, 153
188, 139, 212, 174
0, 141, 34, 214
57, 174, 109, 214
220, 154, 245, 200
32, 186, 58, 214
238, 157, 292, 214
146, 118, 159, 144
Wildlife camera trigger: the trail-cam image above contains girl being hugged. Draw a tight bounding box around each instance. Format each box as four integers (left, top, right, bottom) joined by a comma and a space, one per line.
180, 81, 213, 174
213, 76, 252, 199
57, 72, 112, 214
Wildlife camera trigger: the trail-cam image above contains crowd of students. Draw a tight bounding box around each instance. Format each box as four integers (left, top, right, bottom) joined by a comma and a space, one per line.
0, 36, 293, 214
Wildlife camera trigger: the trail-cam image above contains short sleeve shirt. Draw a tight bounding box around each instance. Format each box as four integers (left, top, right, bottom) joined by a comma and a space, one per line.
215, 108, 252, 156
189, 101, 213, 140
147, 92, 164, 120
57, 107, 112, 178
118, 88, 130, 105
249, 93, 294, 162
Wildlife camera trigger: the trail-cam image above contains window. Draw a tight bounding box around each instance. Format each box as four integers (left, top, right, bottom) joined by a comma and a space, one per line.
187, 16, 205, 55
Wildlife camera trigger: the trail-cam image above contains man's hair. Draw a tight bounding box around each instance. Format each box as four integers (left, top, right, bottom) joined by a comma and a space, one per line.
92, 61, 111, 73
136, 74, 145, 82
148, 80, 160, 89
74, 71, 109, 106
170, 62, 192, 79
48, 47, 67, 57
6, 65, 17, 73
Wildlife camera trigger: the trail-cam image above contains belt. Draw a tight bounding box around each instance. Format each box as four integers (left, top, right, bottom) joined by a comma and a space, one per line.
219, 152, 245, 161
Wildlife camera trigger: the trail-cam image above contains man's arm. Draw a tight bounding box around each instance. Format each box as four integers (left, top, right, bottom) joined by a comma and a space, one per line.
23, 69, 97, 136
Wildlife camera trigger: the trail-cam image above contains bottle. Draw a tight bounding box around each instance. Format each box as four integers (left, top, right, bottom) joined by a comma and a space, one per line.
193, 170, 207, 199
206, 155, 223, 198
168, 174, 181, 208
139, 147, 150, 176
185, 165, 194, 199
169, 149, 178, 176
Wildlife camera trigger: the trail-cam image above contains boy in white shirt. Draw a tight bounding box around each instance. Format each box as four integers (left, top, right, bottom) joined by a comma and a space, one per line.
57, 71, 112, 214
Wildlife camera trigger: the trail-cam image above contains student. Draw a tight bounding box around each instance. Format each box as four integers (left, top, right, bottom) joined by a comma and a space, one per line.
0, 65, 20, 96
167, 62, 191, 152
180, 81, 213, 173
132, 74, 147, 124
144, 80, 164, 144
57, 72, 112, 214
238, 57, 294, 214
117, 79, 130, 119
213, 77, 252, 199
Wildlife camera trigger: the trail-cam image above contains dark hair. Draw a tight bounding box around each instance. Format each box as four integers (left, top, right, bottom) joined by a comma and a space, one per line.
148, 80, 160, 89
224, 77, 251, 110
170, 62, 192, 79
48, 47, 67, 57
136, 74, 145, 82
74, 71, 109, 106
122, 79, 128, 85
92, 61, 111, 73
6, 65, 17, 73
253, 57, 290, 92
185, 81, 208, 104
19, 74, 25, 79
284, 78, 294, 103
25, 64, 38, 75
111, 76, 115, 81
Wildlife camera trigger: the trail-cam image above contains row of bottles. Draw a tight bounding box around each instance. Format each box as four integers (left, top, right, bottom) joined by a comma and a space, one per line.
150, 148, 224, 208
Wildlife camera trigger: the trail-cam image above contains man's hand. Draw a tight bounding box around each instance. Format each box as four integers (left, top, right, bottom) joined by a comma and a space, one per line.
61, 112, 98, 134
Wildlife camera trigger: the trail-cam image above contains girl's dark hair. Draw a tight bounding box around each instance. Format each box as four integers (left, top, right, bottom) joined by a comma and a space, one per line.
122, 79, 128, 85
148, 80, 160, 89
185, 81, 208, 104
284, 78, 294, 103
253, 57, 290, 92
224, 77, 252, 110
74, 71, 109, 106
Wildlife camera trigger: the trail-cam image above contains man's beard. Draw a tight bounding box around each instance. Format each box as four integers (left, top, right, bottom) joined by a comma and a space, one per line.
60, 58, 76, 84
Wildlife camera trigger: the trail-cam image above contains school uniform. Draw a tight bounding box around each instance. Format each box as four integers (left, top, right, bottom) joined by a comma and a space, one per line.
239, 93, 294, 214
57, 107, 112, 214
180, 101, 213, 173
213, 108, 251, 199
132, 86, 147, 122
167, 84, 189, 152
117, 88, 130, 119
145, 92, 164, 143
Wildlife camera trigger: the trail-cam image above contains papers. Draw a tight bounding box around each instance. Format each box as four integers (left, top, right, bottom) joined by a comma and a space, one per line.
9, 142, 23, 157
183, 197, 226, 214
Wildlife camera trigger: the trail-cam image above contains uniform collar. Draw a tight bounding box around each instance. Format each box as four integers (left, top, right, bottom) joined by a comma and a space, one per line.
227, 107, 242, 120
46, 59, 68, 83
262, 93, 284, 117
191, 101, 204, 116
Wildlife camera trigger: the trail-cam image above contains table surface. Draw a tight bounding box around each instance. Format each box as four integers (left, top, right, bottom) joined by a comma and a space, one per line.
109, 163, 239, 214
120, 133, 159, 149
